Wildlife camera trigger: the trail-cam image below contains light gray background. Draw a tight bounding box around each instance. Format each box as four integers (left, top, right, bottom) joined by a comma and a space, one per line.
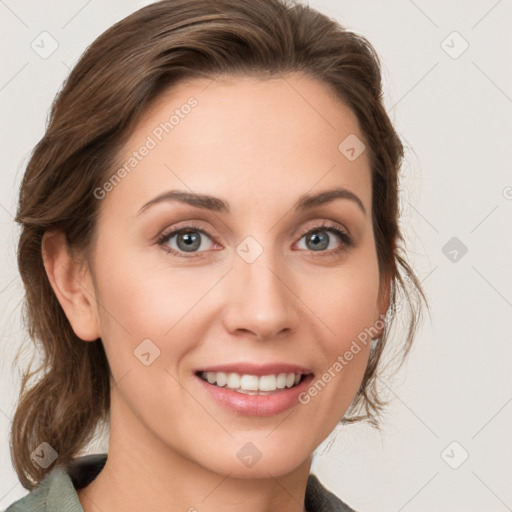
1, 1, 511, 511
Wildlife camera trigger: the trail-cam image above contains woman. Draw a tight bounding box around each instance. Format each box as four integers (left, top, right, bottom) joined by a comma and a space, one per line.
6, 0, 426, 510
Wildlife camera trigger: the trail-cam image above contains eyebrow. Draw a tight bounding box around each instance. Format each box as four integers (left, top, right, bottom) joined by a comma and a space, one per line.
137, 187, 366, 216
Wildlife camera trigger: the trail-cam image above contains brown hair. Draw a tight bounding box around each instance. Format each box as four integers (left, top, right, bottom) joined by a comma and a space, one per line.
11, 0, 427, 490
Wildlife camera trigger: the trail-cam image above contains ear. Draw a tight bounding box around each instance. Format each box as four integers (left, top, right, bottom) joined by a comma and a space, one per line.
372, 273, 392, 339
42, 230, 101, 342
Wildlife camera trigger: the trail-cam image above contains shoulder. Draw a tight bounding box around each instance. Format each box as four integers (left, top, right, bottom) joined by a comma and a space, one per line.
4, 453, 107, 512
4, 470, 74, 512
306, 473, 359, 512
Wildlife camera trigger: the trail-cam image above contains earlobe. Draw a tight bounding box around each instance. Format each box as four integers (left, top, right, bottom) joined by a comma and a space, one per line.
41, 230, 100, 342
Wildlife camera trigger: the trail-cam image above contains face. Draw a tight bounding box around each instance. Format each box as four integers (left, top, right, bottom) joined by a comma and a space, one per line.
83, 73, 388, 478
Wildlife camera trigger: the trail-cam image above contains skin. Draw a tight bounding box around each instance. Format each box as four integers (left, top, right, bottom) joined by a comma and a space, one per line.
43, 72, 390, 512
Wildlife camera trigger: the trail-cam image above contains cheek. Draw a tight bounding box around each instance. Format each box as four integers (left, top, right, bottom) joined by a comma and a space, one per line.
295, 274, 378, 436
90, 248, 203, 417
308, 255, 381, 344
93, 230, 191, 329
90, 240, 225, 379
304, 249, 380, 397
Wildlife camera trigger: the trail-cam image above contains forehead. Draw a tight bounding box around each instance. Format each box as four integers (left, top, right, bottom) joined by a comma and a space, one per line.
101, 72, 372, 219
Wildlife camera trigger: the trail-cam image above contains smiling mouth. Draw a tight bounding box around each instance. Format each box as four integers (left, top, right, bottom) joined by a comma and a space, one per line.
195, 370, 310, 395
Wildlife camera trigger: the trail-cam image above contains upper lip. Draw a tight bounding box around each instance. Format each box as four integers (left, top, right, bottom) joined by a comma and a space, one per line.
195, 362, 313, 377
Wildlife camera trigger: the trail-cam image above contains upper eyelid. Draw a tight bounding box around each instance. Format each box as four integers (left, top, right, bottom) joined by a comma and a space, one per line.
296, 220, 348, 236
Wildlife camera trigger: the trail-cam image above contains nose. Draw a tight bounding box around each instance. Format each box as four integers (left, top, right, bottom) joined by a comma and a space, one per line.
222, 249, 300, 341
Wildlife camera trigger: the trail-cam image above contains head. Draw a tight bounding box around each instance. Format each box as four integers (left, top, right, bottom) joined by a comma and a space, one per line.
11, 0, 426, 489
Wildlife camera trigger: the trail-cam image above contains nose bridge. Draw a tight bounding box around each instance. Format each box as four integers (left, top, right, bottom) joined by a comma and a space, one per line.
224, 234, 298, 339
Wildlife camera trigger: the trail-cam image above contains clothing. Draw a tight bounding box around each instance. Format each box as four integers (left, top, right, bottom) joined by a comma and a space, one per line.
5, 453, 357, 511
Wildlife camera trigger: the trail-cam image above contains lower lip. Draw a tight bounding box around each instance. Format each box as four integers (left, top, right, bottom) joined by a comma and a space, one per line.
195, 373, 315, 417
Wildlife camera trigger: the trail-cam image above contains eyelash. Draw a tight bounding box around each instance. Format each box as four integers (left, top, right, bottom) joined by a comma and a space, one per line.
156, 221, 353, 259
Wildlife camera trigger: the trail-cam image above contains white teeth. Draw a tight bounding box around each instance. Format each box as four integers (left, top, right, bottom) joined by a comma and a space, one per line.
226, 373, 240, 389
216, 372, 227, 387
200, 371, 304, 392
240, 374, 259, 391
259, 375, 277, 392
276, 373, 287, 389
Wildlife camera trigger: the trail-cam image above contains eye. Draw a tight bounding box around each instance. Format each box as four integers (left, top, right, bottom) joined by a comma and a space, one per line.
157, 220, 353, 259
295, 221, 352, 255
157, 222, 218, 258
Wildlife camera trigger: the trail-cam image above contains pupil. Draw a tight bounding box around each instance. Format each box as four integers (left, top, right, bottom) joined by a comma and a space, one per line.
178, 231, 200, 252
308, 231, 328, 251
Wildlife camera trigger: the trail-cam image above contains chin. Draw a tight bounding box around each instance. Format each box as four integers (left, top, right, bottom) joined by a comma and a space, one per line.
193, 440, 311, 480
